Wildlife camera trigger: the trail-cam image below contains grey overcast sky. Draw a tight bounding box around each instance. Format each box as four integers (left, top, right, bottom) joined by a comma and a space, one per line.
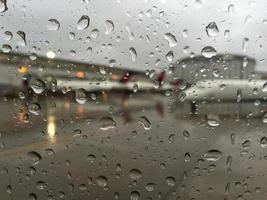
1, 0, 267, 72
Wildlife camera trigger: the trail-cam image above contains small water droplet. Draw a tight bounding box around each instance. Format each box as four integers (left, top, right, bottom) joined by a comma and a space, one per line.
36, 181, 48, 190
3, 31, 12, 41
96, 175, 108, 188
28, 193, 37, 200
27, 151, 42, 165
260, 137, 267, 147
206, 22, 219, 37
166, 176, 176, 186
99, 116, 116, 130
168, 134, 175, 143
207, 113, 220, 127
164, 33, 177, 47
183, 130, 190, 140
201, 46, 217, 58
129, 47, 137, 62
166, 51, 174, 62
204, 150, 222, 161
145, 183, 156, 192
237, 88, 242, 103
77, 15, 90, 30
130, 191, 140, 200
242, 140, 251, 149
28, 103, 41, 116
184, 152, 191, 162
17, 31, 26, 46
129, 168, 142, 180
226, 155, 232, 173
138, 116, 151, 130
47, 19, 60, 31
29, 79, 45, 94
104, 20, 114, 35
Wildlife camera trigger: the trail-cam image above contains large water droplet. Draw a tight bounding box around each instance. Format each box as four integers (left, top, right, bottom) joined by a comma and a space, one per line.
129, 168, 142, 180
138, 116, 151, 130
17, 31, 26, 46
30, 79, 45, 94
104, 20, 114, 35
129, 47, 137, 62
205, 22, 219, 37
204, 150, 222, 161
99, 116, 116, 130
164, 33, 177, 47
47, 19, 60, 31
28, 103, 41, 116
96, 176, 108, 188
2, 44, 11, 53
0, 0, 7, 13
77, 15, 90, 30
75, 89, 87, 104
201, 46, 217, 58
27, 151, 42, 165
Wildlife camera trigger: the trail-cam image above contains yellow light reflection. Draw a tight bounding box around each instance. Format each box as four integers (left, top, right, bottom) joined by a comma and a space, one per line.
75, 71, 85, 79
47, 116, 56, 143
18, 66, 28, 74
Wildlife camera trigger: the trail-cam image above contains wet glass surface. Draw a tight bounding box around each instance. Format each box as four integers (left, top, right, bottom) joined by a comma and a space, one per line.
0, 0, 267, 199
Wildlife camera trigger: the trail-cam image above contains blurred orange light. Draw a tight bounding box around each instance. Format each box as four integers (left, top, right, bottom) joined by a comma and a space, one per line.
76, 71, 85, 79
18, 66, 28, 74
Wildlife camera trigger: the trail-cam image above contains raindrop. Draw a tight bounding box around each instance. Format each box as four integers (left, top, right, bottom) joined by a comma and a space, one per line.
28, 193, 37, 200
27, 151, 42, 165
228, 4, 234, 15
104, 20, 114, 35
184, 152, 191, 162
28, 103, 41, 116
29, 79, 45, 94
130, 191, 140, 200
3, 31, 12, 41
230, 133, 236, 145
68, 32, 75, 40
99, 116, 116, 130
207, 113, 220, 127
138, 116, 151, 130
17, 31, 26, 46
183, 130, 190, 140
77, 15, 90, 30
166, 176, 176, 186
145, 183, 156, 192
75, 88, 87, 104
47, 19, 60, 31
166, 51, 174, 62
204, 150, 223, 161
36, 181, 48, 190
226, 155, 232, 173
262, 82, 267, 92
0, 0, 7, 13
237, 88, 242, 103
242, 140, 251, 149
201, 46, 217, 58
87, 154, 96, 163
242, 38, 249, 52
129, 47, 137, 62
168, 134, 175, 143
164, 33, 177, 47
205, 22, 219, 37
129, 168, 142, 180
260, 137, 267, 147
2, 44, 11, 53
96, 176, 108, 188
91, 29, 99, 39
